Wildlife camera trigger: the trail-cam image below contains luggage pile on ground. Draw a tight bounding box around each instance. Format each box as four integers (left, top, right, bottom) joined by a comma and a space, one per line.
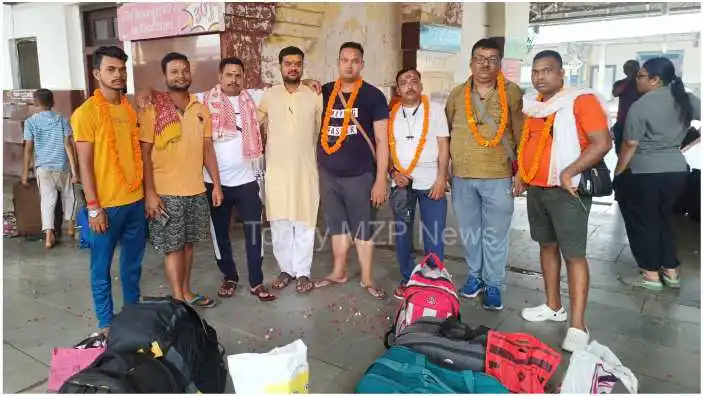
57, 297, 227, 393
357, 254, 564, 394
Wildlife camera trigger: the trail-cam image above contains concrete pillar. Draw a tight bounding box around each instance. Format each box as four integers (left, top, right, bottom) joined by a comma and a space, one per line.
124, 41, 135, 95
486, 2, 530, 84
454, 3, 486, 83
597, 43, 607, 97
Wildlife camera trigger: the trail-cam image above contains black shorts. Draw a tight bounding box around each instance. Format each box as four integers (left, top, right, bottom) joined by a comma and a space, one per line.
319, 168, 376, 241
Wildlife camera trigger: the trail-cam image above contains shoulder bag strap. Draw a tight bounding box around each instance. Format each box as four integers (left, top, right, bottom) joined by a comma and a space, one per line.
337, 90, 377, 161
471, 90, 515, 161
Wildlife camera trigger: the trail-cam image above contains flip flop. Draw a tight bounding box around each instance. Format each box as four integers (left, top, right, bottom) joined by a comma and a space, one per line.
188, 294, 217, 308
360, 281, 387, 300
314, 277, 348, 289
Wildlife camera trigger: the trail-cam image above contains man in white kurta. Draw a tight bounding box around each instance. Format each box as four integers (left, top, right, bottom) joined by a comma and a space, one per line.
258, 46, 323, 294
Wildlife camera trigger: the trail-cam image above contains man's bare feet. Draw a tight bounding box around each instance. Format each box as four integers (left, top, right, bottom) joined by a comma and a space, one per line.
314, 274, 348, 288
360, 281, 386, 299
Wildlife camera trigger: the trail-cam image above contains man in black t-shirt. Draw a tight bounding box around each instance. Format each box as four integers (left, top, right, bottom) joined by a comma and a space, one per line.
314, 42, 390, 299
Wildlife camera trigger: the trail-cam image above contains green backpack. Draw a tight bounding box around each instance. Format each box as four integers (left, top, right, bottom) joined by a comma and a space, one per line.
355, 346, 508, 394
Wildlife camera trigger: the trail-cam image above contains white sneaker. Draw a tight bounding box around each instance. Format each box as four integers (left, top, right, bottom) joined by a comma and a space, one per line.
520, 304, 568, 322
561, 327, 589, 353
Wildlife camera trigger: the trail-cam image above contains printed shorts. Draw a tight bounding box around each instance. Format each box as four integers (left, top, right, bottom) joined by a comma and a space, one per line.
148, 193, 210, 254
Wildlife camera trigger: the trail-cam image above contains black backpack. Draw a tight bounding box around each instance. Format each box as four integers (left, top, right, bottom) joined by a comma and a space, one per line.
106, 297, 227, 393
59, 350, 186, 393
386, 316, 489, 372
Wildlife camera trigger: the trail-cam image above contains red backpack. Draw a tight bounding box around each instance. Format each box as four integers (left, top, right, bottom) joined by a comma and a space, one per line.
385, 254, 460, 347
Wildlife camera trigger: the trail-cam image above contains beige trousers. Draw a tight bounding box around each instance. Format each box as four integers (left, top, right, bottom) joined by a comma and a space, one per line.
35, 167, 75, 231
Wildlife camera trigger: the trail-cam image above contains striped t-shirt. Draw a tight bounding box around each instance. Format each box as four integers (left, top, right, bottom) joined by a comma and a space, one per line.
23, 111, 72, 171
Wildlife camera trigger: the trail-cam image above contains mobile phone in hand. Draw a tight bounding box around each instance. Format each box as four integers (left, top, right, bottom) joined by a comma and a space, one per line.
156, 210, 170, 227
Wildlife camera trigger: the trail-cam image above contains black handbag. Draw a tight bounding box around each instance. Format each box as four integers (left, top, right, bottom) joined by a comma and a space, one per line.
577, 160, 613, 197
389, 179, 414, 223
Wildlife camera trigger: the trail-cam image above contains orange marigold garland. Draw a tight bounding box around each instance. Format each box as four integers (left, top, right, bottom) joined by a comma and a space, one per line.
464, 72, 509, 147
93, 89, 143, 192
517, 112, 555, 183
320, 79, 363, 155
389, 95, 430, 175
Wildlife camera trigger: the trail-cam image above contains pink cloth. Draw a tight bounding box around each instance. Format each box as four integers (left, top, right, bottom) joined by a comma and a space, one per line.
153, 93, 180, 137
203, 84, 262, 160
48, 347, 105, 392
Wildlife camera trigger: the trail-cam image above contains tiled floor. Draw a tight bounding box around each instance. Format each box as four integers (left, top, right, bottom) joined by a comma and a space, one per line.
2, 177, 701, 393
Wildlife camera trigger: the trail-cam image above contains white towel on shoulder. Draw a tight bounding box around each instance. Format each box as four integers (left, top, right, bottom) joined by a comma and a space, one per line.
522, 88, 608, 187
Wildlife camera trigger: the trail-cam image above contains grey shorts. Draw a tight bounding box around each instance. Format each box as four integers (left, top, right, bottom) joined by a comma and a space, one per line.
320, 168, 376, 241
526, 186, 591, 259
148, 193, 210, 254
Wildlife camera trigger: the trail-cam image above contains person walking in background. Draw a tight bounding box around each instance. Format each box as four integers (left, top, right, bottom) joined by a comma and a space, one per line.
71, 46, 146, 333
516, 50, 611, 352
22, 88, 79, 248
612, 60, 642, 155
445, 38, 524, 311
615, 57, 701, 291
139, 52, 223, 308
389, 68, 450, 299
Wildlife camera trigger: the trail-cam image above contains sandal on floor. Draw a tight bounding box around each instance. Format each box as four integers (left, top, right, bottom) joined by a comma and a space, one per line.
360, 281, 387, 300
272, 272, 295, 290
188, 294, 217, 308
250, 285, 277, 302
295, 276, 315, 294
314, 277, 347, 289
217, 280, 237, 298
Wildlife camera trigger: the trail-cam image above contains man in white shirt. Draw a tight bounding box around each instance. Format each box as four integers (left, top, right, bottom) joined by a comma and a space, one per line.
196, 58, 276, 302
388, 68, 450, 299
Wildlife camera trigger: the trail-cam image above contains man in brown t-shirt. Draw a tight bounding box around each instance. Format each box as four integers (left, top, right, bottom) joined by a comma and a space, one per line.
445, 38, 523, 311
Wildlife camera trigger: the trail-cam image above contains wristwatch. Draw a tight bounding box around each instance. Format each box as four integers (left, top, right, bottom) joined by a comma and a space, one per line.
88, 208, 102, 218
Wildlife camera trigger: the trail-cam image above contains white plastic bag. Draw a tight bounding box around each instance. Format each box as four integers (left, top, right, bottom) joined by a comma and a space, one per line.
561, 340, 638, 394
227, 339, 309, 394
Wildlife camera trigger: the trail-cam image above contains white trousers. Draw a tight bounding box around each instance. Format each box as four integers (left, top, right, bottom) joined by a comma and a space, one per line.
36, 167, 75, 231
271, 220, 315, 278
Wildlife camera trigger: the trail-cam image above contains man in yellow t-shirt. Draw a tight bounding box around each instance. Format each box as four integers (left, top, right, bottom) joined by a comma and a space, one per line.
71, 46, 146, 333
139, 52, 223, 308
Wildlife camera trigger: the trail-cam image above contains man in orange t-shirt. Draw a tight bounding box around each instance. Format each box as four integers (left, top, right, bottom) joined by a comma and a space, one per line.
514, 50, 611, 353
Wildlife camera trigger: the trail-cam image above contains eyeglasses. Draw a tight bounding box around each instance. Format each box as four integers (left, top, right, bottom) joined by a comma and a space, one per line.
472, 56, 500, 66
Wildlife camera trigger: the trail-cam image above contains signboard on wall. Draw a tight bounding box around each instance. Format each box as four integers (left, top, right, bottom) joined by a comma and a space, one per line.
419, 24, 462, 54
416, 50, 456, 72
502, 58, 522, 84
117, 2, 225, 41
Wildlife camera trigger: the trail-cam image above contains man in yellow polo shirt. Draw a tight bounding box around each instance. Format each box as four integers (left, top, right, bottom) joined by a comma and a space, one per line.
71, 46, 146, 333
139, 52, 224, 308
